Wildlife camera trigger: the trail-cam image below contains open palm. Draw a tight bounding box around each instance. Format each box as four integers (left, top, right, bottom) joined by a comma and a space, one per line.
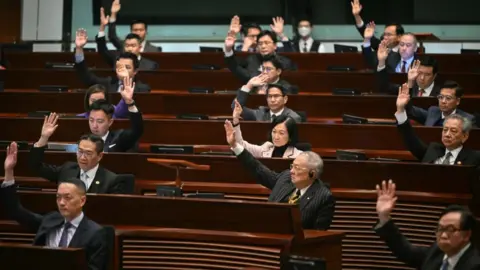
351, 0, 362, 15
232, 99, 243, 119
111, 0, 121, 13
4, 142, 18, 171
224, 120, 236, 147
376, 180, 397, 221
41, 113, 59, 138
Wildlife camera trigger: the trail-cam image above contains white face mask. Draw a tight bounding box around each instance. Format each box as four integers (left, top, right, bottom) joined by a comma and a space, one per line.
298, 27, 311, 37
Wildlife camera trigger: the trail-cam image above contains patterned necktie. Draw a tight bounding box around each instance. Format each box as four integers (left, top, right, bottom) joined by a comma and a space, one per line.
418, 89, 424, 97
58, 222, 72, 248
288, 190, 301, 204
440, 258, 449, 270
303, 42, 308, 53
401, 61, 407, 73
442, 152, 453, 165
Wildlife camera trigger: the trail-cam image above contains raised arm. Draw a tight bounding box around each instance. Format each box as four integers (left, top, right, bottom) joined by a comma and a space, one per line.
107, 0, 124, 51
74, 29, 109, 86
224, 16, 253, 83
96, 7, 116, 68
232, 100, 266, 157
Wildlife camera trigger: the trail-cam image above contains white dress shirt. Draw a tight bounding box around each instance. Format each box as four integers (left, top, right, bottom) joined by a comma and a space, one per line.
419, 82, 435, 97
101, 131, 110, 142
270, 108, 285, 119
441, 243, 471, 270
47, 212, 84, 248
80, 164, 99, 190
298, 37, 326, 53
435, 146, 463, 165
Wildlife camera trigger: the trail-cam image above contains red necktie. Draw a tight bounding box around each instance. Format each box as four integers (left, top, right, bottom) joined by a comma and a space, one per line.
418, 89, 423, 97
400, 61, 407, 73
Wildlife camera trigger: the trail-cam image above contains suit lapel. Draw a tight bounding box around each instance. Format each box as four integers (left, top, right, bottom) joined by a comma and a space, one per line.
87, 167, 104, 193
33, 214, 64, 246
454, 148, 469, 165
299, 181, 319, 211
425, 145, 446, 164
68, 216, 89, 248
275, 183, 295, 203
104, 132, 115, 152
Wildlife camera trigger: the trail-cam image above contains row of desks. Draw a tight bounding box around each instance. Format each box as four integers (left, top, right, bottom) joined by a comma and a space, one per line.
2, 118, 480, 160
0, 91, 478, 121
5, 52, 480, 72
2, 69, 480, 94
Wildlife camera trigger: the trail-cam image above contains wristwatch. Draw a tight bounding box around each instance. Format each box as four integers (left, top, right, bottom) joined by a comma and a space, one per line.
127, 101, 136, 107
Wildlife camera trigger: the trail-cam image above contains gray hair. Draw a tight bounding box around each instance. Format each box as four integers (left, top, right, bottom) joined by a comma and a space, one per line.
298, 151, 324, 177
444, 114, 472, 133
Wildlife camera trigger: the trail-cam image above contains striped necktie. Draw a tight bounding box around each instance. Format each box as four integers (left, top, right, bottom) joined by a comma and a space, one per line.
288, 190, 301, 204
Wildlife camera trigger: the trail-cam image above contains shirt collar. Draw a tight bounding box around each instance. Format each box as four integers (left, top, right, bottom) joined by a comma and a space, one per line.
392, 45, 400, 52
101, 131, 110, 142
442, 109, 457, 119
298, 184, 312, 197
445, 145, 463, 162
65, 211, 84, 228
421, 81, 435, 96
81, 164, 100, 182
270, 108, 285, 117
140, 40, 147, 53
443, 243, 471, 268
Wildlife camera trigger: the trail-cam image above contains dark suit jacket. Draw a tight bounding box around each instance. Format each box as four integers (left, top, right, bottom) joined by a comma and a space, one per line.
362, 46, 416, 72
375, 220, 480, 270
108, 21, 162, 52
397, 120, 480, 165
376, 67, 441, 96
406, 105, 476, 127
103, 110, 144, 152
234, 41, 295, 53
356, 23, 381, 51
28, 146, 125, 194
225, 53, 297, 84
234, 89, 302, 122
74, 59, 151, 93
236, 149, 335, 230
0, 184, 108, 270
95, 35, 158, 71
293, 39, 322, 53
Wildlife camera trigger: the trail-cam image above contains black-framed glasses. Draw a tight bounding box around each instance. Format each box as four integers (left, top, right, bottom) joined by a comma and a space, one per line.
437, 95, 455, 101
435, 225, 462, 235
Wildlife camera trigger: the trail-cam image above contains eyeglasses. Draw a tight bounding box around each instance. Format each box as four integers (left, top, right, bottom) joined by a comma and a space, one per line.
76, 150, 95, 159
435, 225, 462, 236
290, 164, 307, 171
261, 67, 275, 72
258, 41, 273, 46
437, 95, 455, 101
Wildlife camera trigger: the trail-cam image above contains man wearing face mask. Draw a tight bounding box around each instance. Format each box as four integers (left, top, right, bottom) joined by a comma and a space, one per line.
295, 19, 325, 53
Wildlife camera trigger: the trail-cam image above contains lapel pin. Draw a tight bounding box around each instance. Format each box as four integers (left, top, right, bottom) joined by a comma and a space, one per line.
95, 181, 100, 185
457, 161, 462, 165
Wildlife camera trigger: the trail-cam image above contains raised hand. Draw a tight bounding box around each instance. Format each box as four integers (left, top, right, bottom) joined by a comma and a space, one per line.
4, 142, 18, 172
100, 7, 110, 29
270, 17, 285, 36
242, 37, 254, 51
116, 62, 129, 79
364, 21, 375, 40
75, 28, 88, 48
120, 76, 135, 104
377, 40, 389, 62
229, 15, 241, 35
41, 113, 59, 139
224, 120, 236, 147
224, 33, 236, 52
351, 0, 363, 16
408, 59, 421, 82
111, 0, 121, 14
247, 74, 269, 88
376, 180, 397, 222
396, 83, 410, 112
232, 99, 243, 120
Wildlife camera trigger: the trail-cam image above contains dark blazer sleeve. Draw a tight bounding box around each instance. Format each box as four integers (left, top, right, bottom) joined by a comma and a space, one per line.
236, 148, 280, 190
114, 111, 144, 152
96, 35, 116, 68
396, 119, 429, 161
0, 184, 43, 232
279, 40, 296, 53
28, 146, 62, 183
86, 228, 108, 270
234, 90, 258, 121
107, 21, 123, 51
356, 23, 381, 51
406, 104, 429, 125
224, 53, 253, 84
314, 193, 335, 230
375, 219, 429, 268
74, 59, 111, 87
361, 45, 377, 69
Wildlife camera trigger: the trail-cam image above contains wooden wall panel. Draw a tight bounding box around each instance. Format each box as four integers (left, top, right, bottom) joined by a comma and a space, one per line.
0, 0, 22, 43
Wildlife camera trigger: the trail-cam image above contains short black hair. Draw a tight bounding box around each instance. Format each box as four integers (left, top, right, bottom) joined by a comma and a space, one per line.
297, 18, 312, 27
124, 33, 141, 43
117, 52, 139, 70
267, 115, 299, 146
440, 205, 476, 232
130, 20, 148, 30
84, 84, 108, 112
442, 80, 464, 98
266, 83, 288, 96
386, 23, 405, 35
257, 30, 278, 44
418, 55, 438, 74
241, 23, 262, 36
262, 56, 284, 70
59, 177, 87, 194
89, 99, 115, 118
78, 133, 105, 154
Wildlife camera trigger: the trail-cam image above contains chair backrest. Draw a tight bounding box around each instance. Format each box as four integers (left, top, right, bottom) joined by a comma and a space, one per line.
117, 174, 135, 194
295, 142, 312, 152
296, 111, 307, 122
103, 225, 116, 270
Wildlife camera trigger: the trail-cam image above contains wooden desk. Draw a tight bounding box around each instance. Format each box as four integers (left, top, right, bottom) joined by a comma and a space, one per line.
2, 69, 480, 94
0, 91, 479, 120
5, 52, 480, 72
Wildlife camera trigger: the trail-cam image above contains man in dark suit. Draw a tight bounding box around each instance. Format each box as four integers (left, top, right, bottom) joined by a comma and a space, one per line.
74, 29, 150, 93
377, 56, 441, 97
108, 0, 161, 52
2, 142, 108, 269
397, 81, 475, 127
395, 85, 480, 165
235, 22, 262, 53
234, 77, 302, 122
375, 33, 417, 74
96, 8, 158, 70
374, 180, 480, 269
224, 27, 297, 84
224, 126, 335, 230
294, 18, 325, 53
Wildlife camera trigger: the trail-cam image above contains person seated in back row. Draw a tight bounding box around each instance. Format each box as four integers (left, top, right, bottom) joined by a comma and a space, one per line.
78, 84, 129, 119
74, 28, 150, 93
232, 74, 302, 122
2, 142, 108, 270
228, 99, 303, 158
247, 56, 293, 94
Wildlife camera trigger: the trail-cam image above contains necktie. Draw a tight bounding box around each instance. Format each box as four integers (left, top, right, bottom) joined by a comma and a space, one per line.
418, 89, 424, 97
303, 42, 308, 53
440, 258, 449, 270
401, 61, 407, 73
58, 222, 72, 248
81, 173, 89, 189
271, 114, 277, 122
288, 189, 301, 204
442, 152, 453, 165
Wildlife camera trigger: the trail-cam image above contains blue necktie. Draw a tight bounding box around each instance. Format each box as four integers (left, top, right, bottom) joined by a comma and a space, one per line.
441, 258, 449, 270
58, 222, 72, 248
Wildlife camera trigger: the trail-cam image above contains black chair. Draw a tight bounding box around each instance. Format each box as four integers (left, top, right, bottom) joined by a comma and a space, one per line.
296, 111, 307, 122
295, 142, 312, 151
103, 225, 116, 270
117, 174, 135, 194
